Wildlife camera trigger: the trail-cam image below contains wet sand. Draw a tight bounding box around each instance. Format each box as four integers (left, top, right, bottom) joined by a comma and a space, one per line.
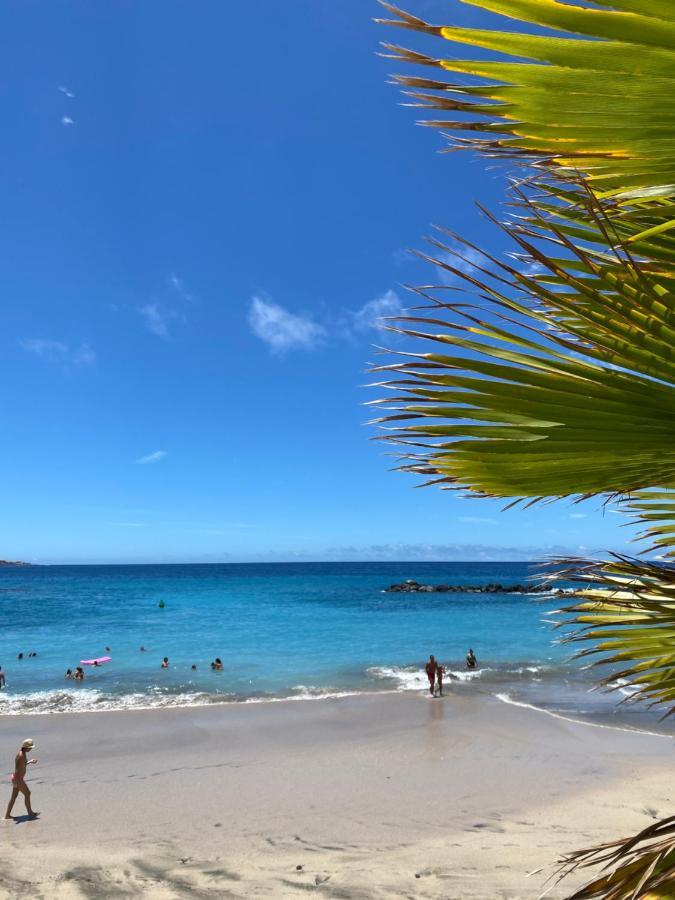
1, 691, 673, 898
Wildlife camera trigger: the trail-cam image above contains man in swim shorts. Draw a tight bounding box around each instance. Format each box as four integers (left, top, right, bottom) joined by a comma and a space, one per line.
4, 739, 38, 820
425, 655, 437, 696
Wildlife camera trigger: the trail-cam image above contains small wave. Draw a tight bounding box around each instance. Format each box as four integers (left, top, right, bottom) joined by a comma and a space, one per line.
367, 665, 431, 691
0, 685, 369, 716
368, 663, 546, 692
494, 692, 669, 738
0, 688, 239, 716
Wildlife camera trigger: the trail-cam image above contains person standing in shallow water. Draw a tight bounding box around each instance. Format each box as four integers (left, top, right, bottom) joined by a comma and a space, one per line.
4, 739, 38, 820
466, 648, 477, 670
425, 655, 437, 696
436, 662, 445, 696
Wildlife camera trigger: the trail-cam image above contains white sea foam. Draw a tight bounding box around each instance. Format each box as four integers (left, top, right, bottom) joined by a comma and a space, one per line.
368, 666, 429, 691
0, 688, 237, 716
494, 692, 669, 738
368, 664, 544, 691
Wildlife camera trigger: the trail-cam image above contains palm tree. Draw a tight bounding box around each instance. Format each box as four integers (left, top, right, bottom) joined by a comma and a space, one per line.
372, 1, 675, 895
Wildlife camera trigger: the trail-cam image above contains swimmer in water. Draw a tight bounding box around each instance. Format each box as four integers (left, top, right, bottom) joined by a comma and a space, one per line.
161, 657, 169, 669
74, 666, 85, 681
64, 669, 73, 679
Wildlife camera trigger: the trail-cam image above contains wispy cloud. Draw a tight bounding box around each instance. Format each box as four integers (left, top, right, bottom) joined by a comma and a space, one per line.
58, 86, 75, 99
136, 450, 168, 465
20, 338, 95, 366
168, 274, 194, 303
392, 248, 412, 267
302, 542, 585, 562
139, 302, 183, 339
570, 512, 587, 520
435, 245, 483, 286
352, 290, 404, 332
248, 295, 326, 353
137, 277, 192, 339
61, 115, 74, 127
458, 515, 498, 526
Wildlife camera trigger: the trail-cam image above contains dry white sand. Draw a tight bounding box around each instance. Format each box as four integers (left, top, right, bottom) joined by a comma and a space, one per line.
1, 691, 673, 899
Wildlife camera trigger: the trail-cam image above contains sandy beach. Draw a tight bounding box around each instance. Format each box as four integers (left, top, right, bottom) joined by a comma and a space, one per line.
1, 691, 673, 899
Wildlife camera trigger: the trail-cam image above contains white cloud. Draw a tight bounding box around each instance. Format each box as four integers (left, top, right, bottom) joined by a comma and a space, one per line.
248, 295, 326, 352
58, 86, 75, 99
20, 338, 95, 366
458, 515, 498, 526
136, 450, 168, 465
73, 342, 96, 365
569, 512, 587, 520
168, 274, 193, 303
435, 246, 483, 286
139, 302, 182, 339
352, 290, 404, 332
61, 115, 74, 126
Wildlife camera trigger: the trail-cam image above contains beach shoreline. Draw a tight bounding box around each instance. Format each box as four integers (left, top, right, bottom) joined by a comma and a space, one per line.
2, 691, 673, 898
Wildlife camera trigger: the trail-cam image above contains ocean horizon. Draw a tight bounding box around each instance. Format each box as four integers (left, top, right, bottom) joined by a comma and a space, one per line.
0, 561, 662, 730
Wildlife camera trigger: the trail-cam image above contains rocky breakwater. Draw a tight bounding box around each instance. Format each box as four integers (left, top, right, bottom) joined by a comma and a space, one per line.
385, 579, 561, 594
0, 559, 31, 567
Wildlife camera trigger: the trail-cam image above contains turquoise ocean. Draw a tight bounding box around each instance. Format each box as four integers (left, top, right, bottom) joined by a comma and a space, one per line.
0, 562, 664, 730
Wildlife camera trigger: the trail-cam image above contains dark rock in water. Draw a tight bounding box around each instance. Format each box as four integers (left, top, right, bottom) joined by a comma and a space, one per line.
385, 580, 562, 595
0, 559, 31, 567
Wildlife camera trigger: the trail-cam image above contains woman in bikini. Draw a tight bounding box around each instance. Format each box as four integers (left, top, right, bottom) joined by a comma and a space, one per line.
4, 739, 38, 820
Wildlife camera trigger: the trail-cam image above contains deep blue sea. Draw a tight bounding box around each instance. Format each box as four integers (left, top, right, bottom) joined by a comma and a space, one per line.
0, 562, 664, 729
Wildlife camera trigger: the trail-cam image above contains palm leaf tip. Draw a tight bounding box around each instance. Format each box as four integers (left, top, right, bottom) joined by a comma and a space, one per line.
551, 556, 675, 719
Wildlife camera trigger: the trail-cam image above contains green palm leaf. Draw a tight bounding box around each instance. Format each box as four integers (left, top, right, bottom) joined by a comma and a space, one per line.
377, 1, 675, 201
370, 189, 675, 509
553, 556, 675, 715
554, 816, 675, 899
374, 4, 675, 896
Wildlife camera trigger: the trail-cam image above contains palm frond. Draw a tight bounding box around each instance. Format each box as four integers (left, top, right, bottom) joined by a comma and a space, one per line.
552, 555, 675, 716
377, 0, 675, 202
554, 816, 675, 899
370, 185, 675, 510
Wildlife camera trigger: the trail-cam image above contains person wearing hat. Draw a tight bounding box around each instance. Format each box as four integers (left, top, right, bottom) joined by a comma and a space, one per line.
4, 739, 38, 820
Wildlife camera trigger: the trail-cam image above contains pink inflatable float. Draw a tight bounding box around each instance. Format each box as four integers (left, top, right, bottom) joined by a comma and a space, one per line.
80, 656, 111, 665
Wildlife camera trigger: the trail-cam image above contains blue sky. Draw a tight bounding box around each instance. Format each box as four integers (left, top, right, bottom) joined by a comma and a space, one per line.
1, 0, 632, 563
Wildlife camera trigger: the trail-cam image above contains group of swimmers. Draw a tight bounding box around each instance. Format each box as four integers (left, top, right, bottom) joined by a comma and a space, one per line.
425, 648, 478, 697
0, 656, 37, 689
64, 667, 85, 680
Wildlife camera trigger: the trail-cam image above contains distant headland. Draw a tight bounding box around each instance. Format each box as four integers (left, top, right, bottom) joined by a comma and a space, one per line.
385, 579, 560, 595
0, 559, 31, 567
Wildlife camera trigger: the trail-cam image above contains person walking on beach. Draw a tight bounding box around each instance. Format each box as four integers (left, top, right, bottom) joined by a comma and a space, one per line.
4, 739, 38, 820
425, 655, 437, 696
